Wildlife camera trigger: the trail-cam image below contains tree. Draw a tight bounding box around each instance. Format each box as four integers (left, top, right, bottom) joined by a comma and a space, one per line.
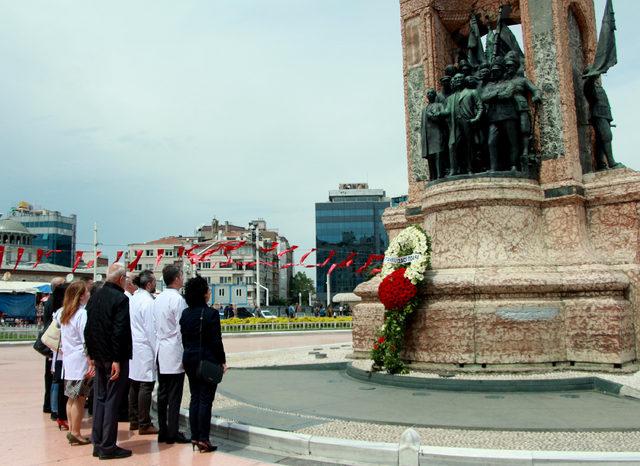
289, 271, 314, 303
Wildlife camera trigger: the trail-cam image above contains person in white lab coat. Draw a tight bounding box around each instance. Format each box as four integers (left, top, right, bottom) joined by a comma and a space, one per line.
60, 280, 94, 445
128, 270, 159, 435
154, 264, 189, 444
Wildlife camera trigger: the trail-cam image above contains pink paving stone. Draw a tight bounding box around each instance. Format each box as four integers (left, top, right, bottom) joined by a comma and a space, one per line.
0, 332, 351, 466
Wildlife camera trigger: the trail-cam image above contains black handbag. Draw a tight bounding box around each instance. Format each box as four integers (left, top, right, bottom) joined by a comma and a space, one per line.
33, 328, 53, 357
196, 308, 224, 385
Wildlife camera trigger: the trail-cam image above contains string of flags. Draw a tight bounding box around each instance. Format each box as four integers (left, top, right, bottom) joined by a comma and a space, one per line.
2, 241, 387, 276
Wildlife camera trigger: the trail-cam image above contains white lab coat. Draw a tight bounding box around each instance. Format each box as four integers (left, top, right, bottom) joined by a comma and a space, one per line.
129, 289, 157, 382
153, 288, 187, 374
60, 306, 88, 380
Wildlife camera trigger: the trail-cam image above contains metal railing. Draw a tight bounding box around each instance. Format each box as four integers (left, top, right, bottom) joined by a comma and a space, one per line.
0, 321, 352, 341
0, 325, 40, 341
221, 320, 352, 333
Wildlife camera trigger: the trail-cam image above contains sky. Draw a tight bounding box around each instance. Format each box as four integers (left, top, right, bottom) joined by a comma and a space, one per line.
0, 0, 638, 280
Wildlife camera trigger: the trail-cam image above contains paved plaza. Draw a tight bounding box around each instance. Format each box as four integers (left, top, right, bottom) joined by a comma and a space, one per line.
0, 332, 350, 466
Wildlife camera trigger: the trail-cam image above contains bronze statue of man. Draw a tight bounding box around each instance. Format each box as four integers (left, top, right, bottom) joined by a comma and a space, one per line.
504, 56, 542, 171
481, 57, 520, 172
421, 89, 448, 180
583, 68, 622, 170
443, 73, 484, 175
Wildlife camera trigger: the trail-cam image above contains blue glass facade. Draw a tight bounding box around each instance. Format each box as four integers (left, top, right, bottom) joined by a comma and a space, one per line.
315, 195, 389, 303
11, 217, 76, 267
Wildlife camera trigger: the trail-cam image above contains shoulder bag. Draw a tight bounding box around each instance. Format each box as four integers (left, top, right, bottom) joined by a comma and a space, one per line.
196, 308, 224, 385
33, 327, 53, 357
40, 317, 61, 352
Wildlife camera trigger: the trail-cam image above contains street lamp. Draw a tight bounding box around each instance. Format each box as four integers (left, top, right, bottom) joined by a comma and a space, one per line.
249, 222, 261, 308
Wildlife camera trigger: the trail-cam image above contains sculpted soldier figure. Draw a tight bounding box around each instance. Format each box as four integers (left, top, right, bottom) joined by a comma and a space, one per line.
475, 63, 490, 88
420, 89, 448, 180
458, 59, 473, 77
443, 73, 484, 175
504, 55, 542, 173
481, 57, 520, 172
438, 64, 457, 102
583, 68, 622, 170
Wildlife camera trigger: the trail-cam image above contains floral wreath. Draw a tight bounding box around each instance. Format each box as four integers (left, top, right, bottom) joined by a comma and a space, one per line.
372, 225, 431, 374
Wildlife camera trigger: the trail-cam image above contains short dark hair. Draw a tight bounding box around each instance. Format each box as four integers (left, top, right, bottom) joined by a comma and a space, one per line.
184, 275, 209, 308
162, 265, 182, 287
134, 270, 155, 290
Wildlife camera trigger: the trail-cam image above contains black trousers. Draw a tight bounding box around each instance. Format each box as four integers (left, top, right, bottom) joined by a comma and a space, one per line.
128, 380, 154, 427
185, 362, 217, 442
43, 358, 52, 412
157, 370, 184, 440
92, 361, 129, 455
53, 360, 67, 421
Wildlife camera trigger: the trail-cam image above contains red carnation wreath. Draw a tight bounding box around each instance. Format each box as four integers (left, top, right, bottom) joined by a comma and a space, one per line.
377, 267, 417, 310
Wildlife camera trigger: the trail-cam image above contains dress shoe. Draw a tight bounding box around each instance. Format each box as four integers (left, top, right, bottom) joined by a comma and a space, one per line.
138, 425, 159, 435
165, 432, 190, 444
93, 449, 99, 458
129, 422, 138, 431
99, 447, 132, 460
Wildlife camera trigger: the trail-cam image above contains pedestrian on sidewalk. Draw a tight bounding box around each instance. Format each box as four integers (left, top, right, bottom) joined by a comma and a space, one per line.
180, 275, 227, 453
154, 265, 189, 444
128, 270, 159, 435
84, 263, 133, 460
51, 283, 70, 431
60, 280, 94, 446
42, 276, 65, 418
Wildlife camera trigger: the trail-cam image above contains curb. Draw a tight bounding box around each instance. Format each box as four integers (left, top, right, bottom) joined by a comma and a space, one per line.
176, 405, 640, 465
221, 329, 351, 338
346, 364, 629, 395
0, 340, 35, 347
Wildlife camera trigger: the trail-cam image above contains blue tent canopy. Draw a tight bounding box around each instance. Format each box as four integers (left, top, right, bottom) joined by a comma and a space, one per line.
0, 293, 36, 319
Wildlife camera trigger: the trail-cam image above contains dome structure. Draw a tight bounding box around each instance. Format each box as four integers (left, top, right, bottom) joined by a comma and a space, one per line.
0, 218, 34, 246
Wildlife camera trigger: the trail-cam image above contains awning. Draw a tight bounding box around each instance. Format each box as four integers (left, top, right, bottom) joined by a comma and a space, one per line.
332, 292, 362, 303
0, 281, 50, 294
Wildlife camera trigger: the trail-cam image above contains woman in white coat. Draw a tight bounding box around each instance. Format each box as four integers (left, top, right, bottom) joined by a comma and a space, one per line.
128, 270, 159, 434
60, 281, 94, 445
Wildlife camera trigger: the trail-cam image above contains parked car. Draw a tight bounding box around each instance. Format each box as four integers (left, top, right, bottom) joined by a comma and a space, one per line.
235, 307, 255, 319
257, 309, 277, 319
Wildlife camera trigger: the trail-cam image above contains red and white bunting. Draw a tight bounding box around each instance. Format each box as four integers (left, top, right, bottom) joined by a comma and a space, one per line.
72, 251, 83, 273
127, 250, 143, 272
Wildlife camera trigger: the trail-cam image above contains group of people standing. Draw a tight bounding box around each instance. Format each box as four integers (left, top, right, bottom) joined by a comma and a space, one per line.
41, 263, 226, 460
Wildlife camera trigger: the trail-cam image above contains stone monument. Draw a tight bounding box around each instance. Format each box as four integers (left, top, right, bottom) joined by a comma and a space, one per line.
353, 0, 640, 371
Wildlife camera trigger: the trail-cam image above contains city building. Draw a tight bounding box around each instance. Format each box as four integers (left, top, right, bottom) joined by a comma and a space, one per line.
128, 218, 292, 307
315, 183, 390, 304
6, 201, 77, 267
0, 218, 103, 282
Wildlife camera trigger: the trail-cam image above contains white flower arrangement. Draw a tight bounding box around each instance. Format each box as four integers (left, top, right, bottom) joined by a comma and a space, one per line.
380, 225, 430, 285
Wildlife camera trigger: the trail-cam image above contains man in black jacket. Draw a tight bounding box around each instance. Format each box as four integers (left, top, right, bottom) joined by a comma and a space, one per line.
85, 263, 133, 460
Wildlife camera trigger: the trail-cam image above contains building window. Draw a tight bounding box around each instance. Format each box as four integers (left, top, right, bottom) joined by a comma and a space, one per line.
206, 277, 211, 284
235, 276, 243, 285
201, 262, 211, 269
145, 263, 153, 270
165, 250, 173, 257
218, 288, 225, 297
135, 264, 142, 271
235, 289, 243, 297
145, 249, 154, 257
220, 276, 230, 284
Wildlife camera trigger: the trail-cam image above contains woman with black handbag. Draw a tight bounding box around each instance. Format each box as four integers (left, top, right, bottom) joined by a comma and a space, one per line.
179, 275, 227, 453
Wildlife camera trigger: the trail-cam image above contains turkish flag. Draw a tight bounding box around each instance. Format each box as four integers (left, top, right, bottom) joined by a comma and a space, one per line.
277, 245, 298, 258
260, 242, 279, 253
72, 251, 83, 273
0, 246, 4, 267
33, 249, 44, 269
177, 246, 185, 258
299, 248, 316, 265
155, 248, 164, 268
127, 250, 143, 272
356, 254, 385, 274
12, 247, 25, 271
114, 251, 124, 263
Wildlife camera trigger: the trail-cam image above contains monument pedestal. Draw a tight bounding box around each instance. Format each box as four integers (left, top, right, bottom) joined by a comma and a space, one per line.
353, 170, 640, 372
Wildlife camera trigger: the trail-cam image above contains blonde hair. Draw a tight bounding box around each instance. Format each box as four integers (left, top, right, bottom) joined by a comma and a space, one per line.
60, 281, 87, 325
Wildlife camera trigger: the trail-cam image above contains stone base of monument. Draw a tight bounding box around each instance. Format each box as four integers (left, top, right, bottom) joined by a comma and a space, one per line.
353, 170, 640, 372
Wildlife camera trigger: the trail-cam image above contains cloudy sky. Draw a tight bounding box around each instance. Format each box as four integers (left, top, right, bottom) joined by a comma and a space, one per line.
0, 0, 638, 280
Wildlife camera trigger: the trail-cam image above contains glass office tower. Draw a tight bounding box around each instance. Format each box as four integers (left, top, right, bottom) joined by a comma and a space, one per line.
8, 202, 77, 267
315, 184, 390, 305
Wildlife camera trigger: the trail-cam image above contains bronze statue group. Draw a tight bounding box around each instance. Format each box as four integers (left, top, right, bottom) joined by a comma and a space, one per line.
421, 3, 622, 183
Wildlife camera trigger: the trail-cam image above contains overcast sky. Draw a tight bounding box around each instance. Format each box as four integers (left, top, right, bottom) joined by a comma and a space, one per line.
0, 0, 638, 280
